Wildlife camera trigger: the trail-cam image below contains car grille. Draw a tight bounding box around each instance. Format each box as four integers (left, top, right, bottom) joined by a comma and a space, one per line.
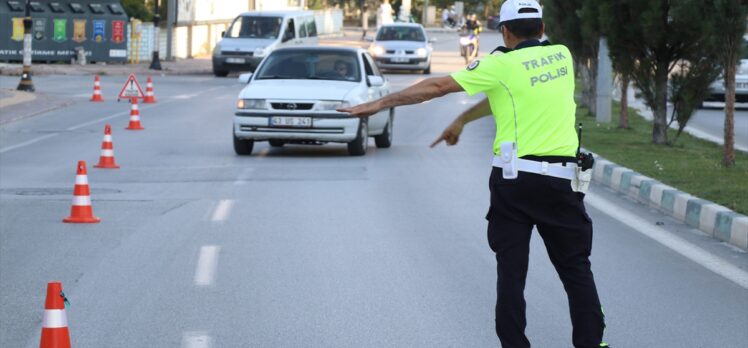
385, 50, 415, 54
271, 102, 314, 110
221, 51, 254, 56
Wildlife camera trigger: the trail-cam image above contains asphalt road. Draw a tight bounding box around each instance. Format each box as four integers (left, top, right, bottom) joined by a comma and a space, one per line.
1, 31, 747, 347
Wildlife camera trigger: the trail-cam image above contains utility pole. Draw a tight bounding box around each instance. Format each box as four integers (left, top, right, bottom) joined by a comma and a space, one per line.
166, 0, 175, 60
422, 0, 429, 25
17, 0, 34, 91
149, 0, 162, 70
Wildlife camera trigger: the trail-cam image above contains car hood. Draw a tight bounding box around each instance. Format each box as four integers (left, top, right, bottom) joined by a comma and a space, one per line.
240, 80, 359, 100
218, 38, 276, 53
374, 40, 427, 50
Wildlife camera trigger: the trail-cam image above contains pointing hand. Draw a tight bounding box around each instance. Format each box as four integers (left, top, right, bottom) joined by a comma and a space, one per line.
430, 119, 465, 148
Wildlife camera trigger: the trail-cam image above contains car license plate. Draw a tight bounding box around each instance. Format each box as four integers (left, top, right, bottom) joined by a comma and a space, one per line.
270, 116, 312, 128
391, 57, 409, 63
226, 57, 246, 64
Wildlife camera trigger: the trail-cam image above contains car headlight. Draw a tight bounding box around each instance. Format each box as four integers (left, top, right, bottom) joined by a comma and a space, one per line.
416, 48, 427, 57
254, 47, 266, 57
237, 99, 266, 109
370, 45, 385, 56
315, 100, 350, 111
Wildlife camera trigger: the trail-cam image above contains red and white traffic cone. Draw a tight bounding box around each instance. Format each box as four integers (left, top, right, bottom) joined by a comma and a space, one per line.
63, 161, 100, 223
143, 76, 156, 103
39, 281, 71, 348
94, 124, 120, 169
90, 75, 103, 102
125, 98, 144, 130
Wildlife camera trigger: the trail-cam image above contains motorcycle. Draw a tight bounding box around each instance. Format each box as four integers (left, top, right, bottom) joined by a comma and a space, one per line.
459, 29, 480, 65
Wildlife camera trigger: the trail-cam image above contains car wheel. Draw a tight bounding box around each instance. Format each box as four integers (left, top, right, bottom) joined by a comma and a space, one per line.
347, 119, 369, 156
374, 110, 394, 148
213, 69, 229, 77
269, 139, 285, 147
233, 131, 254, 155
423, 65, 431, 74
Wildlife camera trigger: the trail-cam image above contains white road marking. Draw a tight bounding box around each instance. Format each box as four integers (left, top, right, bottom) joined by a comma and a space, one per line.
0, 133, 58, 154
234, 168, 254, 185
586, 193, 748, 289
194, 245, 220, 286
210, 199, 234, 222
181, 331, 212, 348
0, 86, 227, 153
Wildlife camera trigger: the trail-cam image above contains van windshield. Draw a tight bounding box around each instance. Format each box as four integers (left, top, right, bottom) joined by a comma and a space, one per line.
227, 16, 282, 39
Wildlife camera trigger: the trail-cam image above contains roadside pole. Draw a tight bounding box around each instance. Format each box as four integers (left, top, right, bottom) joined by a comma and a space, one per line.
595, 37, 612, 123
166, 0, 175, 60
16, 0, 34, 92
149, 0, 162, 70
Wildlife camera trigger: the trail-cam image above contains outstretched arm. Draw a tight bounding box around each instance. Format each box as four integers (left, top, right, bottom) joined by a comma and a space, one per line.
337, 76, 464, 117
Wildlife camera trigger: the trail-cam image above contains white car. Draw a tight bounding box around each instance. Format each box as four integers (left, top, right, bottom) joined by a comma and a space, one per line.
233, 46, 395, 156
368, 23, 434, 74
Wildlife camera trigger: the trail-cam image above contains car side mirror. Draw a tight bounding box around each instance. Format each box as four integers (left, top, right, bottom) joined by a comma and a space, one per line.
283, 31, 293, 42
367, 75, 384, 87
238, 73, 252, 84
364, 36, 373, 42
428, 37, 437, 43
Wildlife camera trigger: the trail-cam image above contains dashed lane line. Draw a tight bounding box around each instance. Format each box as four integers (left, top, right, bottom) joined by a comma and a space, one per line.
586, 193, 748, 289
194, 245, 220, 286
210, 199, 234, 222
181, 331, 212, 348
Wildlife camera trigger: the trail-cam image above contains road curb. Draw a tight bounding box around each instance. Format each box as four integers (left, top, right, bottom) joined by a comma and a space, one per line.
590, 153, 748, 251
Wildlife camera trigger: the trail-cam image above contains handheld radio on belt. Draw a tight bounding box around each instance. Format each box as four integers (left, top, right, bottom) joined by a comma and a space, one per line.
576, 123, 595, 171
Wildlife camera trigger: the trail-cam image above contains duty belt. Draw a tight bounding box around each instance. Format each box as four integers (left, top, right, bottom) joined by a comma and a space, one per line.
492, 156, 577, 180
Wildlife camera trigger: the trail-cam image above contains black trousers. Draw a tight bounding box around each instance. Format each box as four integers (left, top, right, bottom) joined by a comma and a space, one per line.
486, 161, 605, 348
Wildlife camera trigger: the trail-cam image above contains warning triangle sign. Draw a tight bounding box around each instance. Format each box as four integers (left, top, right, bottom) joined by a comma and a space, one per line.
118, 74, 145, 100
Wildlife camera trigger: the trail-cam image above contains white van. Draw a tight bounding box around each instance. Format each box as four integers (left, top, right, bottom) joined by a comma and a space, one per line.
212, 11, 318, 77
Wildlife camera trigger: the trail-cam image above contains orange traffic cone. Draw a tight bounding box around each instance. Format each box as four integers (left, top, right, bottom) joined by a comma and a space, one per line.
90, 75, 103, 102
94, 124, 119, 169
63, 161, 100, 223
39, 281, 71, 348
125, 98, 144, 130
143, 76, 156, 103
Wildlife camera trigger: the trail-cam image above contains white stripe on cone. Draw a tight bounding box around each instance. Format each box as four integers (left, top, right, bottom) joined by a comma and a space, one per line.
100, 149, 114, 156
130, 116, 140, 121
75, 175, 88, 185
42, 309, 68, 328
72, 195, 92, 206
132, 104, 139, 110
103, 135, 112, 141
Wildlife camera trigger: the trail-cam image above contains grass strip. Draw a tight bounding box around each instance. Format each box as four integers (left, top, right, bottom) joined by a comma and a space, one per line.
576, 103, 748, 215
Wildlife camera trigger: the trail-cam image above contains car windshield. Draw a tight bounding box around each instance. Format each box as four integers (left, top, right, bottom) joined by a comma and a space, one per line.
256, 50, 361, 82
226, 16, 282, 39
376, 26, 425, 42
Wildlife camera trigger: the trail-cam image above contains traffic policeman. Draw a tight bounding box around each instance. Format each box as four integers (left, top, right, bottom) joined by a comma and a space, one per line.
339, 0, 609, 347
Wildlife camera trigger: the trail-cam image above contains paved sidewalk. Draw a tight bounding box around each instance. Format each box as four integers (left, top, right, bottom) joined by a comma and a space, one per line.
0, 58, 212, 77
0, 88, 74, 125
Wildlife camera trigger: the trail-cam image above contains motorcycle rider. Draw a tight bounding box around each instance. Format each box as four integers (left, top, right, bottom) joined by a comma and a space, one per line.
460, 13, 482, 63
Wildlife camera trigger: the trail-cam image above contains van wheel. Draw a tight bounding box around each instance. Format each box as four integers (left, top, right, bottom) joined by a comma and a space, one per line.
233, 132, 254, 155
347, 119, 368, 156
269, 139, 285, 147
423, 65, 431, 75
375, 111, 393, 148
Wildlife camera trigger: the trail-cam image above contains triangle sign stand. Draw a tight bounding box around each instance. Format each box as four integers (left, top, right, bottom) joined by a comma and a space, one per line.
117, 74, 145, 101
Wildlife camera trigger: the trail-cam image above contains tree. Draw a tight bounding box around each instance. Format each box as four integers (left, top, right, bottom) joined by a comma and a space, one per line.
122, 0, 153, 21
543, 0, 602, 115
601, 0, 717, 145
667, 58, 720, 143
599, 1, 637, 129
711, 0, 748, 166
